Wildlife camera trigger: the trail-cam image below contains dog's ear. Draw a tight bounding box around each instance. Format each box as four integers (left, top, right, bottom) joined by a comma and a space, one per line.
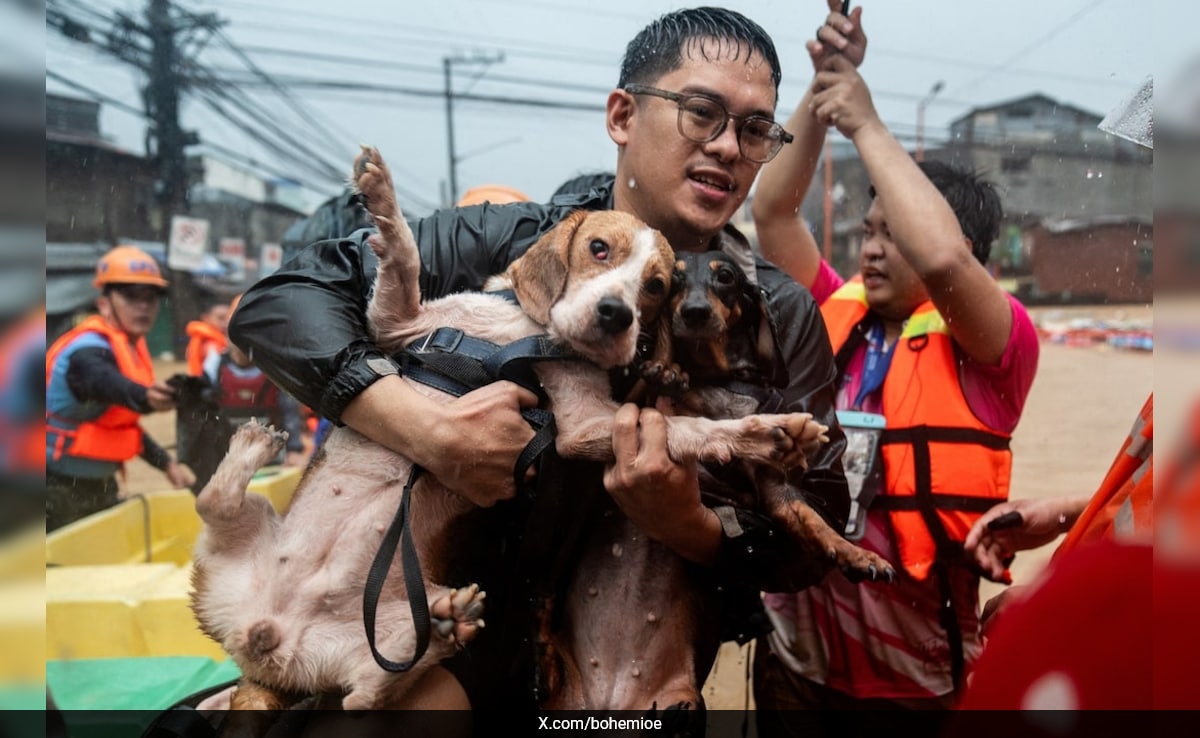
510, 210, 586, 325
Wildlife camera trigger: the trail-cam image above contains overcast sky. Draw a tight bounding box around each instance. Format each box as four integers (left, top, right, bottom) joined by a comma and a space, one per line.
40, 0, 1193, 216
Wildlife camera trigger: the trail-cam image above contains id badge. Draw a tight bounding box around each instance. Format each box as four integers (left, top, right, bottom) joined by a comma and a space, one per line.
837, 410, 886, 541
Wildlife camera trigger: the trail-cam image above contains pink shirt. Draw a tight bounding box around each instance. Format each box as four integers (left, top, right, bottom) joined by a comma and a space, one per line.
765, 261, 1039, 699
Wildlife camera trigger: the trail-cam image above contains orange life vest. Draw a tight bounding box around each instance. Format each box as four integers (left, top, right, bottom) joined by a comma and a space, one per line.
185, 320, 228, 376
45, 315, 153, 463
1056, 393, 1153, 556
821, 280, 1012, 581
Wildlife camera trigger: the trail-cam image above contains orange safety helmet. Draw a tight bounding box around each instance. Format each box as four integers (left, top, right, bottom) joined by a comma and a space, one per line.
456, 184, 530, 207
94, 245, 169, 289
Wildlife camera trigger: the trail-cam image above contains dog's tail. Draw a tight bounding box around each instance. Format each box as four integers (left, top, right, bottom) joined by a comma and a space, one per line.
245, 619, 281, 660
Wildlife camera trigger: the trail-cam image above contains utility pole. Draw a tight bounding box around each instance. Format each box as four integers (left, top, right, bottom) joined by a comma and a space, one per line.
140, 0, 221, 351
442, 51, 504, 206
51, 0, 223, 351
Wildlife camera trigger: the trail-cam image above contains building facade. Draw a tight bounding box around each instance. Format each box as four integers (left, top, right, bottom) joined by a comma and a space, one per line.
781, 93, 1153, 304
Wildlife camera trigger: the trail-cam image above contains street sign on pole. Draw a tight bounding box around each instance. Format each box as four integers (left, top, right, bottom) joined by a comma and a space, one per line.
168, 215, 208, 271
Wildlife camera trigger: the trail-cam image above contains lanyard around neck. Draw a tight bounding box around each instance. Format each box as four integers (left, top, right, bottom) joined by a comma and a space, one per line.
853, 321, 895, 410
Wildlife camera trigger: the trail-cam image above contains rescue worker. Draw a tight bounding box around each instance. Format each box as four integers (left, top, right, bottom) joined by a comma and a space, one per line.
749, 2, 1038, 727
183, 295, 231, 376
45, 245, 195, 531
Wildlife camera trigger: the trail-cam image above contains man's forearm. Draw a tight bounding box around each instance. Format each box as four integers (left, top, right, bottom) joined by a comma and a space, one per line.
660, 501, 723, 566
340, 374, 441, 464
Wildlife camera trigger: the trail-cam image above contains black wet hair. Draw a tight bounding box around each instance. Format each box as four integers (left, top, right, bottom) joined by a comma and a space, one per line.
618, 7, 782, 102
869, 160, 1003, 265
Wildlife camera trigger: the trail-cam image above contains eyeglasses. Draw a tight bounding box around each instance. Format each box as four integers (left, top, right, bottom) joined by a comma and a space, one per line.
624, 84, 794, 163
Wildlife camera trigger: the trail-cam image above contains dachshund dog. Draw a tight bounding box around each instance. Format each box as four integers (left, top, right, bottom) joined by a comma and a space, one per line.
189, 146, 829, 717
664, 250, 896, 584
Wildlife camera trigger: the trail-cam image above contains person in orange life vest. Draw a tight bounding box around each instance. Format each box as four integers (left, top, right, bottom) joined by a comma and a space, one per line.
176, 294, 233, 474
183, 294, 231, 376
45, 246, 195, 532
749, 2, 1039, 725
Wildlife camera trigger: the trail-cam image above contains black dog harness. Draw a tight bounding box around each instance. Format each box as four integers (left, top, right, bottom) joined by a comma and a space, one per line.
363, 310, 569, 674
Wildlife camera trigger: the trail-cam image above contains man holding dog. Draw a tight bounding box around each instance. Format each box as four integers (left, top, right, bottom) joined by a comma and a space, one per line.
750, 1, 1039, 729
230, 6, 849, 715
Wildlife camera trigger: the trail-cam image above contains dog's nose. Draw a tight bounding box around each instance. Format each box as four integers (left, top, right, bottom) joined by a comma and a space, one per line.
681, 302, 712, 327
597, 297, 634, 334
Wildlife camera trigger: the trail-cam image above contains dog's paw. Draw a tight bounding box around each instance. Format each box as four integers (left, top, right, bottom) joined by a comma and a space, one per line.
832, 545, 897, 584
230, 419, 288, 465
736, 412, 824, 466
351, 145, 400, 223
430, 583, 486, 646
769, 498, 897, 585
637, 359, 690, 399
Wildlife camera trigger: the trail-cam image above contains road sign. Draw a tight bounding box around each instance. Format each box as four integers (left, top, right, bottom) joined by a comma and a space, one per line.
168, 216, 209, 271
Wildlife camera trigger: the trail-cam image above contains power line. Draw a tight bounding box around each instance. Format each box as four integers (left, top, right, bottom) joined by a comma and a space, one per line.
948, 0, 1109, 98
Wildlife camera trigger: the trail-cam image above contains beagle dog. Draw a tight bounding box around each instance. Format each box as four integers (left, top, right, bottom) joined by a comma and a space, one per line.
189, 147, 829, 714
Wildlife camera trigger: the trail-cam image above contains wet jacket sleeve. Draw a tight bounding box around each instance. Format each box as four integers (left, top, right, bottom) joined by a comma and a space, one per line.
228, 203, 563, 422
712, 262, 851, 593
140, 434, 173, 471
66, 347, 154, 413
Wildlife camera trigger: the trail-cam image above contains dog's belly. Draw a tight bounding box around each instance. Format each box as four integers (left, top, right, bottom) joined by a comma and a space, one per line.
547, 509, 708, 711
193, 427, 469, 695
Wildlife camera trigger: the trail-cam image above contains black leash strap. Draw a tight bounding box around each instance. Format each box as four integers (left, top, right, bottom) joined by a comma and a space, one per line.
363, 466, 432, 672
514, 408, 557, 489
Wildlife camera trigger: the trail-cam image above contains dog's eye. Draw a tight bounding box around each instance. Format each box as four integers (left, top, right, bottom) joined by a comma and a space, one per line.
644, 277, 666, 297
715, 266, 738, 286
590, 239, 610, 261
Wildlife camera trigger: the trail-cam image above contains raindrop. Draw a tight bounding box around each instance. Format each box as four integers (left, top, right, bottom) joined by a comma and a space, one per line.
646, 612, 658, 623
627, 177, 638, 190
611, 543, 624, 557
